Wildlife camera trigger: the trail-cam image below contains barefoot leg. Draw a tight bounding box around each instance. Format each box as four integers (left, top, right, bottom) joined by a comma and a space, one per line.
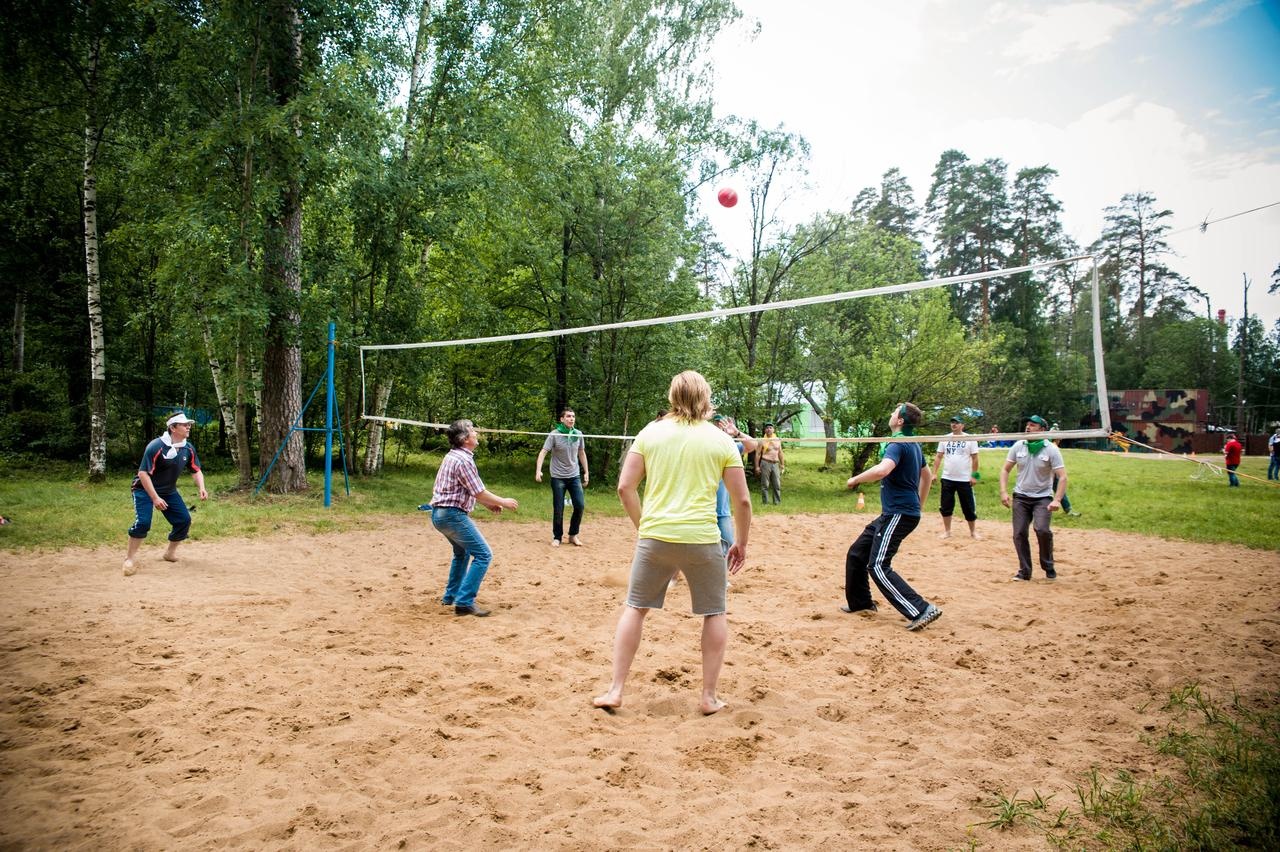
699, 613, 728, 715
163, 541, 180, 562
123, 536, 142, 576
593, 606, 647, 710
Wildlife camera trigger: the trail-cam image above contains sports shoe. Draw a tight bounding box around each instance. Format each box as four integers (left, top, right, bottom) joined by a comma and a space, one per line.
907, 604, 942, 631
840, 602, 878, 614
1011, 573, 1030, 582
1045, 569, 1057, 580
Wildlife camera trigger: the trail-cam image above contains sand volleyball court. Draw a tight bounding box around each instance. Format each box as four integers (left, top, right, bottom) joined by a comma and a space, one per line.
2, 514, 1277, 849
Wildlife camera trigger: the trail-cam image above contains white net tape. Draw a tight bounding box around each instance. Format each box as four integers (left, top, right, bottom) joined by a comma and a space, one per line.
360, 255, 1112, 445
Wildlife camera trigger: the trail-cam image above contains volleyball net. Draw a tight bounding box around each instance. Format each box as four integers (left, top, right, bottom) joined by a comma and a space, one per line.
358, 255, 1112, 446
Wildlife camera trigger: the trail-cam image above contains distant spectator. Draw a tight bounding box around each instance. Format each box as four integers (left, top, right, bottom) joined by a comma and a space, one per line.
1223, 432, 1243, 488
1268, 427, 1279, 481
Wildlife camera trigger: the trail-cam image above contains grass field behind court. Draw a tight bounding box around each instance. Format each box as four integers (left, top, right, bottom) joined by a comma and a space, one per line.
0, 446, 1276, 551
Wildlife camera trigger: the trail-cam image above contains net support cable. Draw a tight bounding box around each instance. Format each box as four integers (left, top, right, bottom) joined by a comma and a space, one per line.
362, 255, 1112, 445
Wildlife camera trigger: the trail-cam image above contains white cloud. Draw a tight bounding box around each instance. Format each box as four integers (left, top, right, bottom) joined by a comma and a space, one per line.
1193, 0, 1257, 28
708, 1, 1280, 323
1003, 3, 1136, 64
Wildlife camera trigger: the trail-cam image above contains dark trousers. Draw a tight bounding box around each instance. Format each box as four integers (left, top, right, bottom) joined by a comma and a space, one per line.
938, 479, 976, 521
550, 475, 585, 540
759, 460, 781, 504
1011, 493, 1054, 578
127, 489, 191, 541
845, 513, 929, 620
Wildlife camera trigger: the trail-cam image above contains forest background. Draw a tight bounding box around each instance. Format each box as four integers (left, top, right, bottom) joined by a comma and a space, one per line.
3, 0, 1279, 493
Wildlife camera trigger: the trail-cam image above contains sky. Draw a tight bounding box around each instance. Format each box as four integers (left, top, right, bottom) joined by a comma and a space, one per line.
702, 0, 1280, 327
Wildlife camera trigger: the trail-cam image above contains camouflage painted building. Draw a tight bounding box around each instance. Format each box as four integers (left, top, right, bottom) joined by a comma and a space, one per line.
1081, 389, 1209, 454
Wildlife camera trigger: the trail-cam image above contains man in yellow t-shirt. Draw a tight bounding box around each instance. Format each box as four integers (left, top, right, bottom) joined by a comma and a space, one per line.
593, 371, 752, 716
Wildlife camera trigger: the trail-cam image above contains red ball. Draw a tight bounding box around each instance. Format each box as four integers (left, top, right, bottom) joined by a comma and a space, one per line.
717, 187, 738, 208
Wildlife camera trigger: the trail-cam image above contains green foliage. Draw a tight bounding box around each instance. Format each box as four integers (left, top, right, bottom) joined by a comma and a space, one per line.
3, 1, 1279, 484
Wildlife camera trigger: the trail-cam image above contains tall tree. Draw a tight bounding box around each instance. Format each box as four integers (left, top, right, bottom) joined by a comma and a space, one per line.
257, 0, 306, 492
1090, 191, 1189, 383
926, 151, 1012, 327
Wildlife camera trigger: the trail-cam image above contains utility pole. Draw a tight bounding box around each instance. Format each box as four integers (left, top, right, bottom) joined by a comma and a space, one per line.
1236, 273, 1249, 435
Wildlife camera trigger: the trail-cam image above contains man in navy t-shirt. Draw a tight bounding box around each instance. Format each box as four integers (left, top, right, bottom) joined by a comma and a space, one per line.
842, 402, 942, 631
123, 412, 208, 577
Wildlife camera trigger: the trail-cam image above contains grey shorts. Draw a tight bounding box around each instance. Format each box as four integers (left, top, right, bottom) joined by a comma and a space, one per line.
626, 538, 727, 616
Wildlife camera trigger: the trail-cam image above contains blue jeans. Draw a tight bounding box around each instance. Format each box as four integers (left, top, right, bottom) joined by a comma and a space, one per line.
550, 475, 585, 541
430, 507, 492, 607
127, 489, 191, 541
1227, 464, 1240, 487
1268, 455, 1278, 480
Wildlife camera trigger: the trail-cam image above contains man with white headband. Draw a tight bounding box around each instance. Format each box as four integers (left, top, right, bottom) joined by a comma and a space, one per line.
123, 412, 208, 576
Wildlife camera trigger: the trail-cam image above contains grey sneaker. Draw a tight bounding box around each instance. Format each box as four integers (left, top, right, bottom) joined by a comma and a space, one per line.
907, 603, 942, 631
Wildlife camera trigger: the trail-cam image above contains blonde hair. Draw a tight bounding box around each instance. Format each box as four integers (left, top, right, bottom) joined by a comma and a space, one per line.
666, 371, 713, 423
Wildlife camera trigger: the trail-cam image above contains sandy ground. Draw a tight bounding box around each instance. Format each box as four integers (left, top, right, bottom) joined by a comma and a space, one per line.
1, 512, 1278, 850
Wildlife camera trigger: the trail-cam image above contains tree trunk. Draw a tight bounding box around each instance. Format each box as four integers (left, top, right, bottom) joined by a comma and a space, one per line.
362, 379, 394, 475
235, 325, 253, 486
197, 303, 242, 473
259, 0, 306, 493
555, 220, 572, 413
11, 288, 23, 373
83, 33, 107, 483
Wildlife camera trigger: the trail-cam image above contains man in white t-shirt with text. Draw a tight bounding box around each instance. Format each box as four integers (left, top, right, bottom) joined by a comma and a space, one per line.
932, 415, 981, 540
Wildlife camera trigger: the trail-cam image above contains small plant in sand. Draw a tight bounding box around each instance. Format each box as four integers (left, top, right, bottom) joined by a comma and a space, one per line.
973, 684, 1280, 849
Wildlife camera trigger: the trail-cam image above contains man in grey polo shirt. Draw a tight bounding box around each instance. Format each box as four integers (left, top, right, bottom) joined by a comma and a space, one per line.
999, 415, 1067, 581
535, 408, 589, 547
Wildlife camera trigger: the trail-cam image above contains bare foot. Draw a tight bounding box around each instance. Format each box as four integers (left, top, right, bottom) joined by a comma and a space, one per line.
551, 539, 560, 548
163, 553, 179, 563
939, 531, 951, 540
569, 535, 584, 547
971, 532, 984, 541
592, 691, 622, 712
700, 697, 727, 716
122, 559, 136, 577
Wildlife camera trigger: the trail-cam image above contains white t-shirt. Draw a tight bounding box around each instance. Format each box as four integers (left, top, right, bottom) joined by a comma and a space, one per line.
937, 433, 978, 482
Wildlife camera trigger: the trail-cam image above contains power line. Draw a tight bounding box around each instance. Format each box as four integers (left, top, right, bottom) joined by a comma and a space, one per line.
1169, 200, 1280, 237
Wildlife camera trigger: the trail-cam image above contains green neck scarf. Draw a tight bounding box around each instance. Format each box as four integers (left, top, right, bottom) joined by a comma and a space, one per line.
1027, 438, 1046, 455
555, 422, 578, 444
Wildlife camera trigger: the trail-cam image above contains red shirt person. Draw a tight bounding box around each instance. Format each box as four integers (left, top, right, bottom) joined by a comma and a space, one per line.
1223, 432, 1243, 487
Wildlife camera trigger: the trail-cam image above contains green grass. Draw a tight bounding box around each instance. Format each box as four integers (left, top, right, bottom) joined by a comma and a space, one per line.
0, 445, 1276, 551
973, 686, 1280, 850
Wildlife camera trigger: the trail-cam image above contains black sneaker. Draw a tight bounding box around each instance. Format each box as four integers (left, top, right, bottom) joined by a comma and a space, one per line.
840, 602, 878, 614
907, 604, 942, 631
1045, 569, 1057, 580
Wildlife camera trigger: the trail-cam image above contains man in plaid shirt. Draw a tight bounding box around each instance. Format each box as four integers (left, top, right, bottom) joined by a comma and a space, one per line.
429, 419, 519, 617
